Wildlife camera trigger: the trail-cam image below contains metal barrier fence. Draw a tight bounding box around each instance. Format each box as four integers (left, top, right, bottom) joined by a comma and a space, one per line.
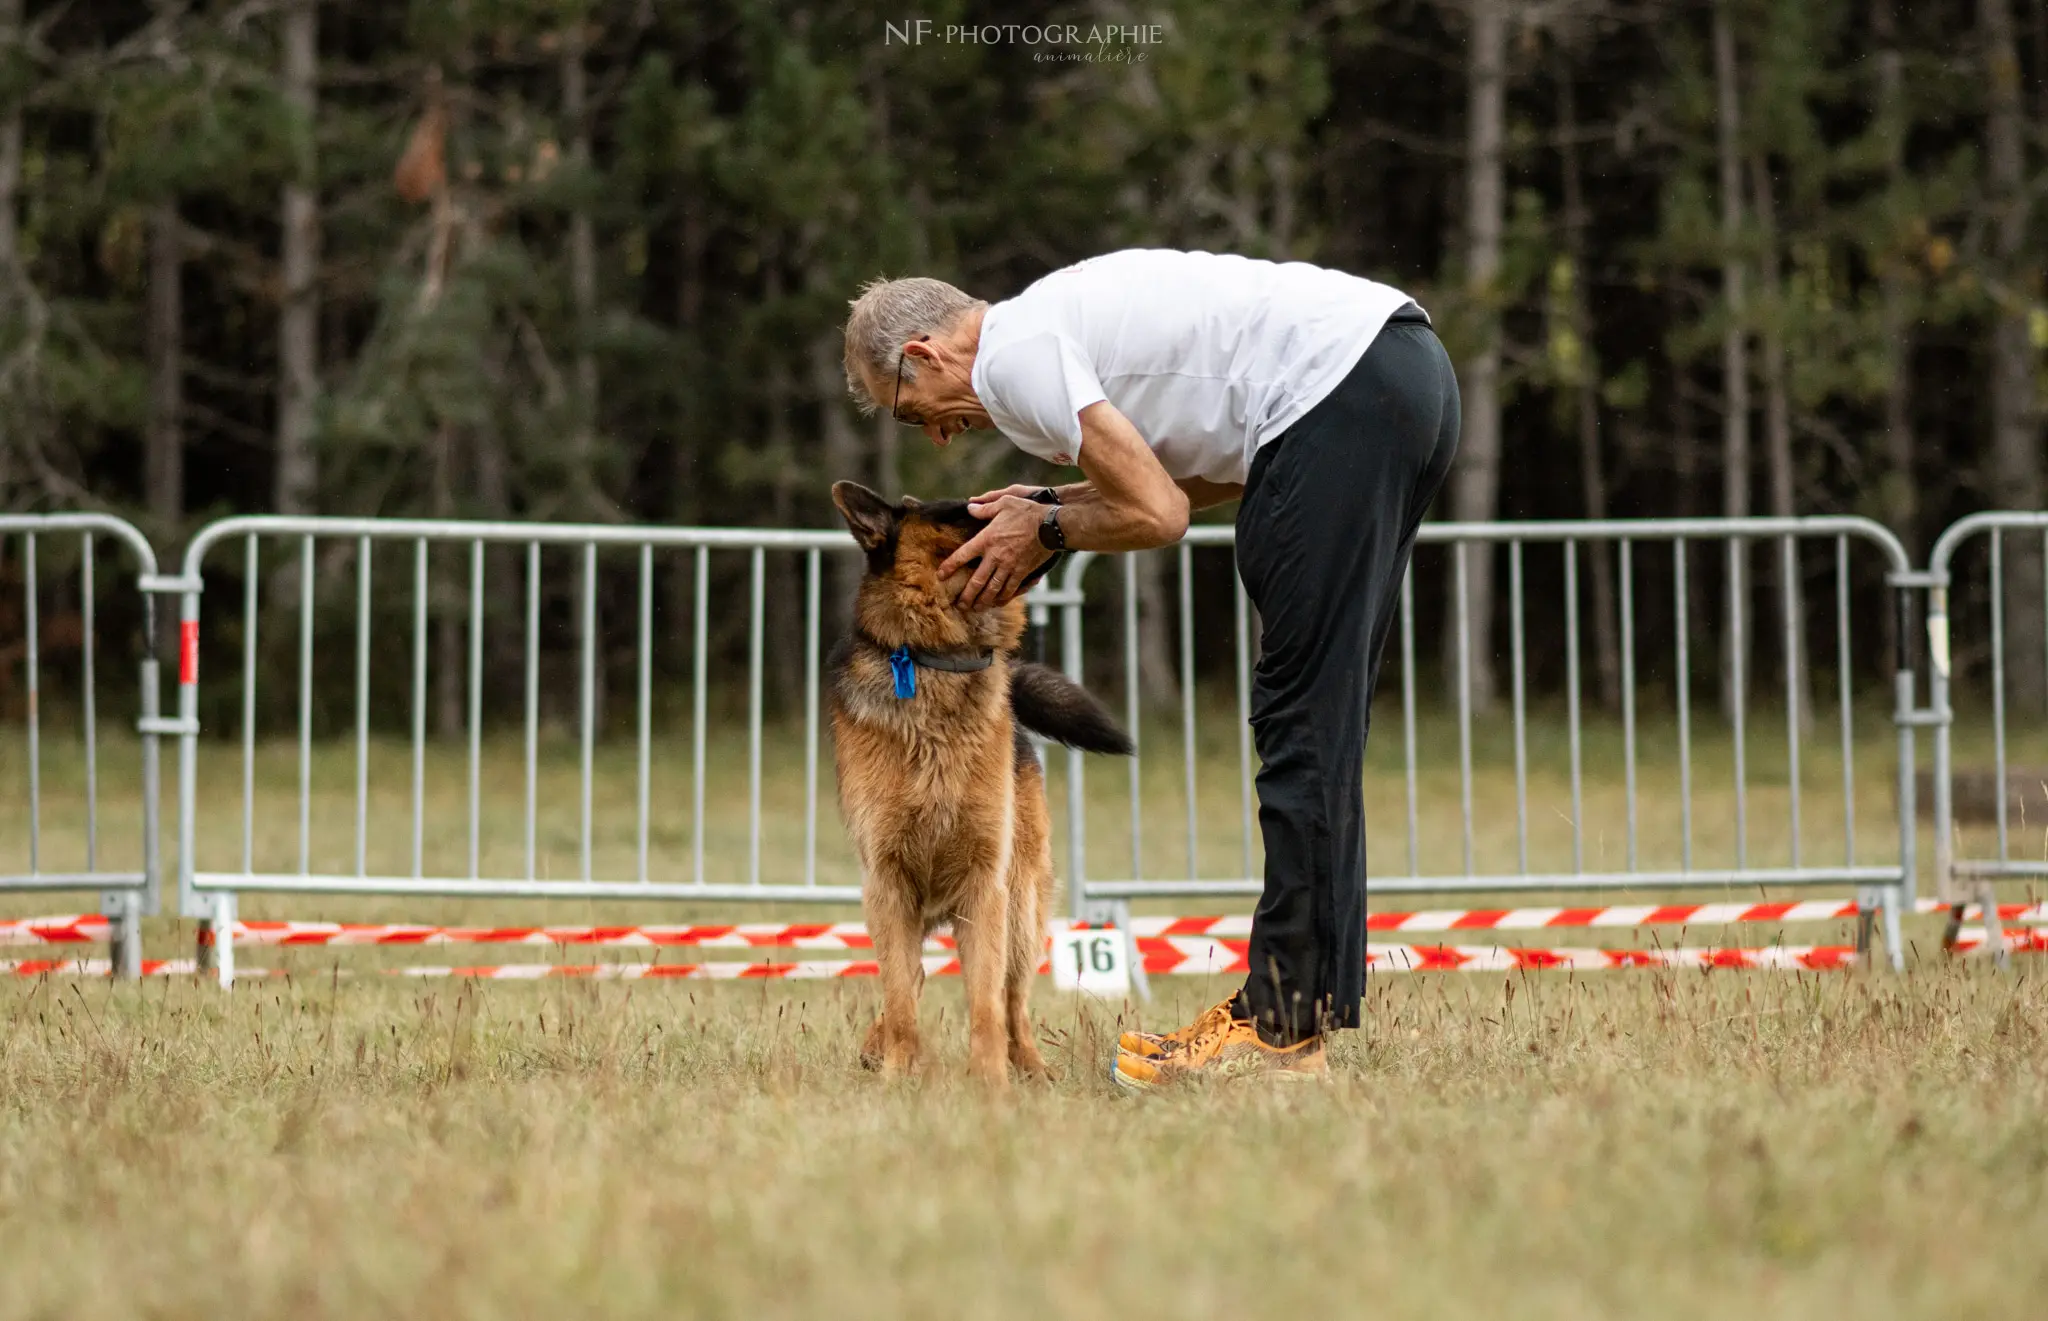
0, 514, 169, 977
1926, 512, 2048, 956
164, 516, 1090, 982
1049, 518, 1921, 971
21, 505, 2048, 984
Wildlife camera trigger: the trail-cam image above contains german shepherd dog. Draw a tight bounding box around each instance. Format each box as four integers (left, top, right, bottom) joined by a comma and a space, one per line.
829, 482, 1133, 1087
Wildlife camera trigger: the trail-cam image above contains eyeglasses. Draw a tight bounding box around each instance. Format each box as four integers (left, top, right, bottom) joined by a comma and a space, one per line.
890, 336, 930, 428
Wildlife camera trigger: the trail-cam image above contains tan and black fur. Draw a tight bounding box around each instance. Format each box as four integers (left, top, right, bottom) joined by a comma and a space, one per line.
829, 481, 1133, 1088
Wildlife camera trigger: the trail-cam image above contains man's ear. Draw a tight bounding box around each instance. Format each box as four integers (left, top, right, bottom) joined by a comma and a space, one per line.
831, 481, 897, 551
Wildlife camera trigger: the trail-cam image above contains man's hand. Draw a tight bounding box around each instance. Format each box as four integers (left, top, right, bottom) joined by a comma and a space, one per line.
941, 495, 1055, 610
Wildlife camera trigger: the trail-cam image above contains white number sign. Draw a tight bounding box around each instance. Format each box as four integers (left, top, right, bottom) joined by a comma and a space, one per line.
1051, 926, 1131, 997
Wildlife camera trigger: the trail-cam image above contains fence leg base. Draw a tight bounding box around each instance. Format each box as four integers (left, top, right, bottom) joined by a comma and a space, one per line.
1882, 886, 1906, 972
1978, 881, 2009, 970
104, 893, 142, 981
197, 893, 236, 989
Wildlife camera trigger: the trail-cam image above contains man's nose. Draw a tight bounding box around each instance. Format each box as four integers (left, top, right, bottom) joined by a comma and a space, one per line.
925, 420, 949, 448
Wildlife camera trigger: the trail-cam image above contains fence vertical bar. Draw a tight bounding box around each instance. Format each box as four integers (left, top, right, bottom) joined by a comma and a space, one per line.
1062, 561, 1090, 920
1676, 540, 1694, 871
243, 535, 259, 877
1234, 575, 1254, 882
81, 538, 97, 871
128, 539, 158, 970
1566, 541, 1585, 873
638, 544, 654, 884
176, 576, 200, 921
355, 535, 371, 879
1930, 576, 1954, 904
1991, 530, 2008, 861
580, 543, 596, 882
1781, 535, 1802, 868
468, 541, 483, 880
1455, 542, 1475, 878
23, 532, 37, 874
1837, 538, 1854, 864
1124, 554, 1142, 883
804, 547, 821, 888
1889, 578, 1917, 967
1179, 541, 1198, 880
1620, 540, 1639, 870
298, 537, 313, 875
524, 543, 539, 881
748, 546, 764, 887
1730, 537, 1748, 869
412, 539, 428, 879
1509, 541, 1529, 873
1401, 563, 1419, 876
692, 546, 708, 887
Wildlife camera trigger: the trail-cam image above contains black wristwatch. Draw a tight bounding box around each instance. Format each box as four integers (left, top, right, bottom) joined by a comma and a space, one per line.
1036, 504, 1067, 552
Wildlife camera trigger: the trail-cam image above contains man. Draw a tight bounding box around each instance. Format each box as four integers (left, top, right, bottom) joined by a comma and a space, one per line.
841, 249, 1459, 1089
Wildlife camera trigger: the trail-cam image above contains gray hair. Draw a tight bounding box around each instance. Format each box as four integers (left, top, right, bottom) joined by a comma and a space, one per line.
842, 276, 985, 413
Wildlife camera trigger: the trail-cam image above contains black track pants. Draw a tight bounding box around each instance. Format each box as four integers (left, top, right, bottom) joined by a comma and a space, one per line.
1232, 310, 1460, 1045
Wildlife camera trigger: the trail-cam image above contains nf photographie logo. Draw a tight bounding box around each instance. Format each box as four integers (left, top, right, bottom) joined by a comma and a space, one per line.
884, 19, 1167, 61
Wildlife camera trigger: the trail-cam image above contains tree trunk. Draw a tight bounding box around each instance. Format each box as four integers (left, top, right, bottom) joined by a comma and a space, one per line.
1748, 152, 1813, 734
563, 16, 600, 515
0, 0, 16, 500
811, 334, 862, 642
1713, 0, 1752, 722
667, 199, 706, 655
1983, 0, 2047, 713
1559, 67, 1620, 712
762, 265, 802, 713
431, 424, 463, 740
1876, 0, 1916, 560
145, 205, 182, 545
275, 0, 320, 516
1444, 0, 1506, 712
1672, 333, 1715, 675
0, 0, 17, 281
145, 203, 183, 665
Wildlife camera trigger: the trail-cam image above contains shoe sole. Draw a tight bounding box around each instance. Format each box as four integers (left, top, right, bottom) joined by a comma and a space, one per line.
1111, 1054, 1327, 1093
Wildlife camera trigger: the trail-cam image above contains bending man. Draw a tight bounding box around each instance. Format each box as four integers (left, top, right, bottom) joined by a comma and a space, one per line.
841, 248, 1460, 1088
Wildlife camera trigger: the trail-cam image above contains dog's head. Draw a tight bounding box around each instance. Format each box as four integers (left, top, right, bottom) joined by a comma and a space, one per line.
830, 480, 1027, 651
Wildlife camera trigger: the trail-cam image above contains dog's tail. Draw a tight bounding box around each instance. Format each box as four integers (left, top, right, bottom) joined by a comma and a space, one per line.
1010, 662, 1135, 755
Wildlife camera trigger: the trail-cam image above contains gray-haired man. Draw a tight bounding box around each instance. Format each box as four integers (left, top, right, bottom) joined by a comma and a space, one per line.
842, 248, 1460, 1088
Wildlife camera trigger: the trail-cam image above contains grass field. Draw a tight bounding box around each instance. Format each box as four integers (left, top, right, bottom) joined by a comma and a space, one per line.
4, 964, 2048, 1317
4, 705, 2048, 1317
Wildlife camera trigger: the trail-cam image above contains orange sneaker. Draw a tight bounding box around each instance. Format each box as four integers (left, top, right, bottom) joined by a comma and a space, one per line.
1116, 997, 1237, 1060
1111, 1014, 1326, 1092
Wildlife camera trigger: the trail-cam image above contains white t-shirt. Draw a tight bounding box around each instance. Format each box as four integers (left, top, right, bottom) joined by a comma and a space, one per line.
969, 249, 1420, 485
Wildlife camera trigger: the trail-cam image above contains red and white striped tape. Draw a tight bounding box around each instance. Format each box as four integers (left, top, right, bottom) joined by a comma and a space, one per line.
12, 898, 2020, 952
7, 898, 2045, 959
5, 930, 2042, 980
0, 915, 111, 946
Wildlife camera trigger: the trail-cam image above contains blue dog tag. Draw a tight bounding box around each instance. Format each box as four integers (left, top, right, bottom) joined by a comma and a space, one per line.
888, 646, 916, 699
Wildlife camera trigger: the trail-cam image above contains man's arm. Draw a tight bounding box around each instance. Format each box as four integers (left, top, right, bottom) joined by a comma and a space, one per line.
944, 400, 1189, 607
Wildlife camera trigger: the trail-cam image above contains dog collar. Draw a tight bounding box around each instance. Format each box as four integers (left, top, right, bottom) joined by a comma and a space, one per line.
857, 632, 994, 700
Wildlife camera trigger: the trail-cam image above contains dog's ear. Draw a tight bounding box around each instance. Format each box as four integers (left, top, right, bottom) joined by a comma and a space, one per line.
831, 481, 896, 551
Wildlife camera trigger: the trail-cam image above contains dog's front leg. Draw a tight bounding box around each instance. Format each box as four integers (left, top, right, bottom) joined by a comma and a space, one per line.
953, 861, 1013, 1092
863, 873, 925, 1077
